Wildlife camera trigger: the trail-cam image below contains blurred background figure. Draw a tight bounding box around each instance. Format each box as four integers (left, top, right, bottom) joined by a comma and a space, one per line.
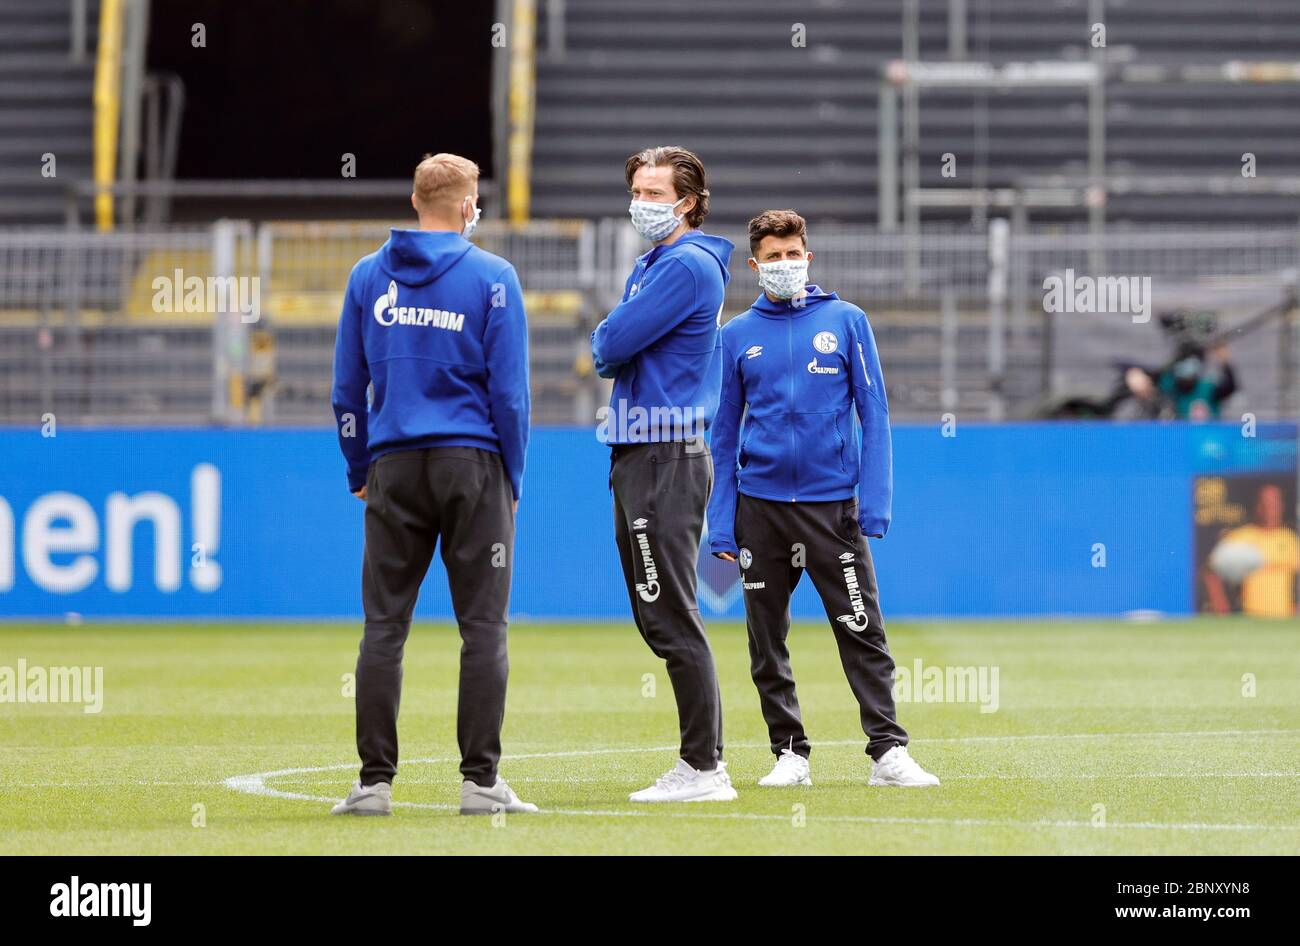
1045, 310, 1239, 421
1151, 312, 1237, 422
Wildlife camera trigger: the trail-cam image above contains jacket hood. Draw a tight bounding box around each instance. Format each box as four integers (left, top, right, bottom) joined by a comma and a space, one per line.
751, 285, 839, 317
651, 231, 734, 285
378, 228, 475, 287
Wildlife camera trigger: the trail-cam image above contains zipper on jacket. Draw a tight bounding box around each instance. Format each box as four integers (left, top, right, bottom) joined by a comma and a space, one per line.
787, 314, 797, 501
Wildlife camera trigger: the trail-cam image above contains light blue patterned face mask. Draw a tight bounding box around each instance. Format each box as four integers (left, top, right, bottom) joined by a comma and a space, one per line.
462, 196, 481, 239
754, 258, 809, 300
628, 196, 685, 242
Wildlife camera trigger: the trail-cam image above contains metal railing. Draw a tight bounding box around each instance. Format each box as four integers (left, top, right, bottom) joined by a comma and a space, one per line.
70, 0, 89, 63
57, 177, 500, 230
0, 226, 223, 424
1, 220, 1297, 426
140, 73, 185, 225
250, 218, 602, 424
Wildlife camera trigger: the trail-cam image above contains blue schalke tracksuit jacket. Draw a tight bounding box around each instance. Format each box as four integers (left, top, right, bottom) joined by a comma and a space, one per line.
331, 229, 530, 498
706, 286, 892, 555
590, 231, 734, 443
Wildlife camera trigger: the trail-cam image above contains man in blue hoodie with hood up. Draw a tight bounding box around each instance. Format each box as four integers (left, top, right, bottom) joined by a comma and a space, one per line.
591, 146, 738, 803
330, 153, 536, 817
707, 209, 939, 790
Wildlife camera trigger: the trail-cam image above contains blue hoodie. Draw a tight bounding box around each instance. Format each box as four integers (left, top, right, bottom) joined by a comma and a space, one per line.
591, 231, 733, 443
332, 229, 530, 498
706, 286, 892, 555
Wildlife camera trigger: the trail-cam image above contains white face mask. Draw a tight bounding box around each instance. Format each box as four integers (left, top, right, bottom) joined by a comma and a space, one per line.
754, 258, 809, 300
629, 196, 685, 242
462, 196, 481, 239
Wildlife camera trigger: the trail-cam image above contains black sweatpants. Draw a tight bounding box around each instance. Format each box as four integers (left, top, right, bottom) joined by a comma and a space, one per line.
734, 492, 908, 762
611, 440, 724, 771
355, 446, 514, 788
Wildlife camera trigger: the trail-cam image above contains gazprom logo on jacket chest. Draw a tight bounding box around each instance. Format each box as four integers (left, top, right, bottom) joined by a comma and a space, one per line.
373, 280, 465, 331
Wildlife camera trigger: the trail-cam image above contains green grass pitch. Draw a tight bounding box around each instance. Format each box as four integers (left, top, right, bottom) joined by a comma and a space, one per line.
1, 618, 1297, 855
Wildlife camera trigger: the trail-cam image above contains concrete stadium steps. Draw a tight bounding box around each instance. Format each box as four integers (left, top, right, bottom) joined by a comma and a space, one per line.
938, 0, 1300, 58
1105, 0, 1300, 58
908, 0, 1300, 223
533, 0, 887, 225
1106, 84, 1300, 173
532, 0, 1300, 226
0, 0, 92, 55
0, 0, 97, 224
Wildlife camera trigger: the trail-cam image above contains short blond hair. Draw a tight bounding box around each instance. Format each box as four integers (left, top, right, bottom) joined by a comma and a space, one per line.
413, 152, 479, 214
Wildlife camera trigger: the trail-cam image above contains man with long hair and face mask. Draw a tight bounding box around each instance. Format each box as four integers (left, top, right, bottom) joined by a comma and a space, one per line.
591, 146, 738, 803
706, 209, 939, 789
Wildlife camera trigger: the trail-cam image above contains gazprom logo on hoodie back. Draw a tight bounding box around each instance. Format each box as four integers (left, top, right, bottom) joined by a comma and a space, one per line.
373, 280, 465, 332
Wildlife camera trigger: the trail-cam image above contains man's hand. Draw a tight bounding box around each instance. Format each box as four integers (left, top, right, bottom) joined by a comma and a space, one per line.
1125, 366, 1155, 399
593, 353, 622, 379
352, 486, 367, 501
715, 551, 737, 562
513, 499, 519, 516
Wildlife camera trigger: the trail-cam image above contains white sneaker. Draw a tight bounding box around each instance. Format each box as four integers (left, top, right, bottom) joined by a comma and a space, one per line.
460, 777, 539, 815
869, 745, 939, 787
758, 748, 812, 786
629, 758, 739, 803
330, 780, 392, 815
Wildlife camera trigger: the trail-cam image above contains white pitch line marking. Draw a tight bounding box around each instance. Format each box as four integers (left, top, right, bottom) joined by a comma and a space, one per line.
221, 728, 1300, 832
264, 772, 1300, 785
11, 771, 1299, 790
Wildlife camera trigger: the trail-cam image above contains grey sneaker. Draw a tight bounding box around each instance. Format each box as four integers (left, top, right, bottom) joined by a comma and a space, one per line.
459, 777, 539, 815
330, 780, 392, 815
